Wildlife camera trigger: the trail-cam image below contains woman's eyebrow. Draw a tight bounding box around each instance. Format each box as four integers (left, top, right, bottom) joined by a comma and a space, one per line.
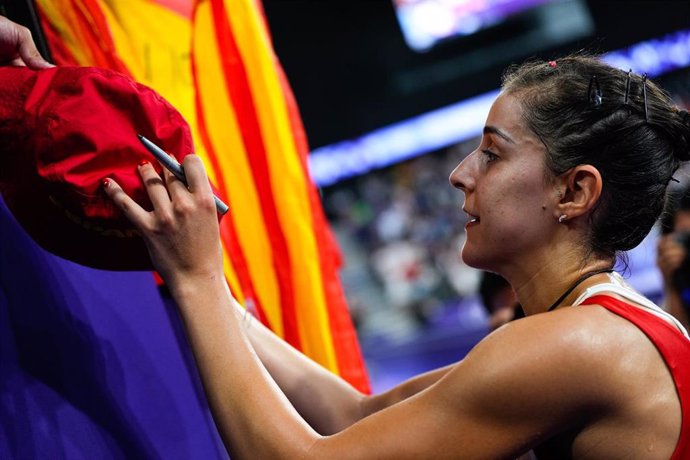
483, 125, 516, 144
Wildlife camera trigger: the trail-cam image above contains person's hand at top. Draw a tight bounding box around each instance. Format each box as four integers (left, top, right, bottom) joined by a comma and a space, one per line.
0, 15, 53, 69
103, 156, 224, 290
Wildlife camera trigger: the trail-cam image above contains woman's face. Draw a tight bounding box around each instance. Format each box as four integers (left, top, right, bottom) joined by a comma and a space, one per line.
449, 92, 556, 273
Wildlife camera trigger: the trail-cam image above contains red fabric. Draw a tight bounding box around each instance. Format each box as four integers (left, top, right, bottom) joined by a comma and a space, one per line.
581, 295, 690, 459
0, 65, 198, 270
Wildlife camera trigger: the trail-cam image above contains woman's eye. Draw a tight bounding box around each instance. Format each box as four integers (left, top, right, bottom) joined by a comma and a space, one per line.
482, 149, 498, 162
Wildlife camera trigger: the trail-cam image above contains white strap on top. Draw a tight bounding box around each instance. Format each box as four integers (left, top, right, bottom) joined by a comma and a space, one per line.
571, 272, 690, 340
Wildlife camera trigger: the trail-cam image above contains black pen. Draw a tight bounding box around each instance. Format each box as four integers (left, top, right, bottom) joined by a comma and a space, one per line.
138, 134, 229, 215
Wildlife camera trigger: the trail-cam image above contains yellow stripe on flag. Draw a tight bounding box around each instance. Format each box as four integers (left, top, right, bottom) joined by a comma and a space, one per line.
222, 249, 244, 304
222, 0, 338, 370
194, 2, 284, 335
36, 1, 101, 65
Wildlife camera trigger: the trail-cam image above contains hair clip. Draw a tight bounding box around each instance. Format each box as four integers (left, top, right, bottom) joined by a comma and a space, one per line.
588, 75, 602, 107
548, 60, 557, 68
624, 69, 632, 105
642, 73, 649, 122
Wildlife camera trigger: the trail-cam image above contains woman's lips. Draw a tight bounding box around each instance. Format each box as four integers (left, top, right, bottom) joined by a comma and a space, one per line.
464, 210, 480, 228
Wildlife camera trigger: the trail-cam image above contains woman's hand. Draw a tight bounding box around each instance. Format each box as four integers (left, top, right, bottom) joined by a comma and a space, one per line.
0, 16, 53, 69
104, 155, 224, 289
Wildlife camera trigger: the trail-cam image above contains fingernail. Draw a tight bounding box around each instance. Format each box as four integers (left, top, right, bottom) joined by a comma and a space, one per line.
138, 160, 149, 167
102, 178, 111, 189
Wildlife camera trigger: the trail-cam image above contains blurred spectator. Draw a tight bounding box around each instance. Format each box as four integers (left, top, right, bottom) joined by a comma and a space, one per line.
371, 236, 440, 324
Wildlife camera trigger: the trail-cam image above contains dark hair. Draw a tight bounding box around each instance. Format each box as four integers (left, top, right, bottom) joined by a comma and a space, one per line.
660, 186, 690, 234
502, 54, 690, 260
479, 271, 511, 312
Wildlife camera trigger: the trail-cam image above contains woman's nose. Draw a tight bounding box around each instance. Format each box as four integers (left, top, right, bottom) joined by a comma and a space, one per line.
449, 152, 475, 192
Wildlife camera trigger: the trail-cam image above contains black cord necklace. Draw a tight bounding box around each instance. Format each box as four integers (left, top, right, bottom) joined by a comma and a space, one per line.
546, 268, 614, 312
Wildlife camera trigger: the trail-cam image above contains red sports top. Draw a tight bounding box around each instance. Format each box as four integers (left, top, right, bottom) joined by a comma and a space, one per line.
581, 294, 690, 459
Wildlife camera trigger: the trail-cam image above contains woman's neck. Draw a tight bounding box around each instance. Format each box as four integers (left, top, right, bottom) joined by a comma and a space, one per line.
503, 247, 614, 316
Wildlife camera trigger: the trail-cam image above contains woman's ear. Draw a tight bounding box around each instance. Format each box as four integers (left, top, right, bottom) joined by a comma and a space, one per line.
554, 165, 602, 221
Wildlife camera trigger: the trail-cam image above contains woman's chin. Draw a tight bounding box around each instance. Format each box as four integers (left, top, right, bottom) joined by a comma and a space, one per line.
460, 247, 493, 271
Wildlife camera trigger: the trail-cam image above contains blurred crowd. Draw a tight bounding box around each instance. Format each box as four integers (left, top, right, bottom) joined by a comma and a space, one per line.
323, 142, 478, 338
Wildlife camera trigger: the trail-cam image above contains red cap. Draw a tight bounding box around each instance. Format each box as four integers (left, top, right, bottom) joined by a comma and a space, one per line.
0, 65, 196, 270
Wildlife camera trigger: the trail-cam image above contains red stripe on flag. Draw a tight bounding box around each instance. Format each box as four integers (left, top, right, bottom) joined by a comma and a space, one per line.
38, 11, 78, 66
209, 0, 301, 347
192, 49, 268, 326
75, 0, 130, 73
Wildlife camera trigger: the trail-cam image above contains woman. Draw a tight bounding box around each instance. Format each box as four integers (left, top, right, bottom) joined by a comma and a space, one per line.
105, 55, 690, 458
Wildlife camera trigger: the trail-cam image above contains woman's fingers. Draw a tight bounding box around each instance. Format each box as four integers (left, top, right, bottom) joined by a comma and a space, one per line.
182, 155, 213, 196
162, 155, 216, 213
139, 161, 170, 212
160, 166, 200, 219
105, 155, 214, 230
138, 162, 174, 211
102, 178, 152, 230
161, 164, 188, 197
103, 157, 223, 283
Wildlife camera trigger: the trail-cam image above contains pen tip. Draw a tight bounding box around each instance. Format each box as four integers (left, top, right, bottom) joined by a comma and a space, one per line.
137, 134, 144, 140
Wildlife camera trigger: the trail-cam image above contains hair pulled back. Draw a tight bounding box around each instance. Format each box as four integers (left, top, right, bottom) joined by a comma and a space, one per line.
502, 54, 690, 259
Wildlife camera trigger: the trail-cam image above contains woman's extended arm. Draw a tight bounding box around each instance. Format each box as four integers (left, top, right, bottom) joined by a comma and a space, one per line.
227, 298, 364, 434
108, 158, 453, 435
104, 158, 585, 458
227, 261, 454, 433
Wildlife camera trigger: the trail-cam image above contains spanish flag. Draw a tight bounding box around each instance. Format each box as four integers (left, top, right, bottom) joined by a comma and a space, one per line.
36, 0, 370, 393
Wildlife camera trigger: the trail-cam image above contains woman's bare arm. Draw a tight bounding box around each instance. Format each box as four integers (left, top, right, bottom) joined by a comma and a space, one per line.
104, 158, 596, 459
230, 296, 455, 433
228, 299, 363, 434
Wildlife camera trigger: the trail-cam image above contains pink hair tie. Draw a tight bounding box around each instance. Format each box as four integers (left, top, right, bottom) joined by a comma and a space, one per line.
548, 60, 557, 68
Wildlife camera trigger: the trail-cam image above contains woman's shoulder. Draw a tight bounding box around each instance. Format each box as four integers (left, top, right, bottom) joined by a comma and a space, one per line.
450, 306, 653, 403
484, 304, 635, 356
424, 303, 680, 457
429, 307, 634, 444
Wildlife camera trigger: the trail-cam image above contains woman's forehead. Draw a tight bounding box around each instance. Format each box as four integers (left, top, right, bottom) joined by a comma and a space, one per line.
485, 93, 524, 136
485, 93, 542, 149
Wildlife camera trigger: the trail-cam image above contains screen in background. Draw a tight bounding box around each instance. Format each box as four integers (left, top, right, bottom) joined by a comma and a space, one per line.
393, 0, 587, 52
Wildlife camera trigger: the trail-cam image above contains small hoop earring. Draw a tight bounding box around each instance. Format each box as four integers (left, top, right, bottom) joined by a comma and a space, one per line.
558, 214, 567, 223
